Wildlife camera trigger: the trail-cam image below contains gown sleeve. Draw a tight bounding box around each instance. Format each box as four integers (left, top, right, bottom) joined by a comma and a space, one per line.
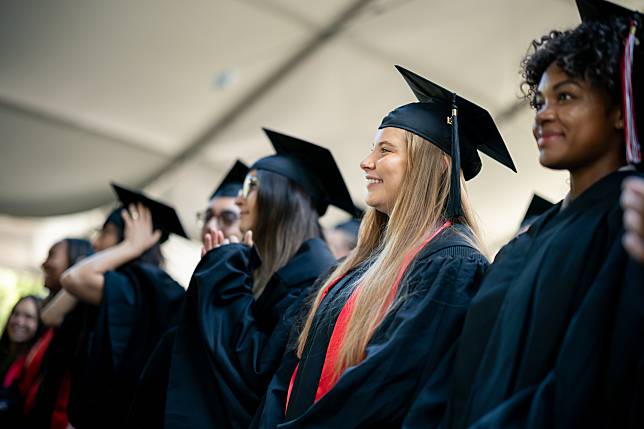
165, 243, 327, 429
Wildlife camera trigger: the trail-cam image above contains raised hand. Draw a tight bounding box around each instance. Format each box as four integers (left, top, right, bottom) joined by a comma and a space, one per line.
122, 203, 162, 256
200, 229, 254, 257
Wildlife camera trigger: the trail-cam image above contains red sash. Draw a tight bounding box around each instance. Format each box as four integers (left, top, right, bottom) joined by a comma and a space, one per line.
286, 221, 451, 411
3, 354, 27, 388
19, 327, 55, 414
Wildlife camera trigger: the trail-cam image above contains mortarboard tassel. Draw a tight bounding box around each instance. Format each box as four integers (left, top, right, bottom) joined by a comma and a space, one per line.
447, 93, 464, 220
621, 18, 641, 165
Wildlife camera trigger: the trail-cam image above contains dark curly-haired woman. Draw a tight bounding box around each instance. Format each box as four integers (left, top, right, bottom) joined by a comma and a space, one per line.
426, 2, 644, 429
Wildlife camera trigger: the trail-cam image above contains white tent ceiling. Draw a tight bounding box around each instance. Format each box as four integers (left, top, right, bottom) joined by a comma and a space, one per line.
1, 0, 642, 284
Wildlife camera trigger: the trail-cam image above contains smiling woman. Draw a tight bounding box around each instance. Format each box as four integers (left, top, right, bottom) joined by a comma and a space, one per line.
444, 1, 644, 428
250, 66, 515, 429
0, 296, 42, 386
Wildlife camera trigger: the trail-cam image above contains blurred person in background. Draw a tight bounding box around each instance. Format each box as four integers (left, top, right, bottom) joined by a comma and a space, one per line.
61, 186, 186, 429
197, 160, 248, 244
128, 159, 249, 428
325, 213, 362, 260
0, 295, 42, 426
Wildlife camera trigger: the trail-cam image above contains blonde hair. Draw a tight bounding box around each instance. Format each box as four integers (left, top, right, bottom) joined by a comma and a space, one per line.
296, 131, 483, 379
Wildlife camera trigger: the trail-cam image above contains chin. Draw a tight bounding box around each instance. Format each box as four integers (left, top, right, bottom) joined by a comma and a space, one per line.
539, 151, 569, 170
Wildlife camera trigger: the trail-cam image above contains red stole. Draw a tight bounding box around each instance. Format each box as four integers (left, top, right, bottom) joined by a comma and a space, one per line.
286, 221, 452, 411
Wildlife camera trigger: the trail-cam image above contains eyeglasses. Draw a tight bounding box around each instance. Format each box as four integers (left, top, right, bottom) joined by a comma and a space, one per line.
239, 175, 259, 199
196, 209, 240, 228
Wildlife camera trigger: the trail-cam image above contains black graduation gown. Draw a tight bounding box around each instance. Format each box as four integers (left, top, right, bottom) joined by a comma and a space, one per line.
251, 225, 489, 429
67, 261, 184, 429
163, 238, 336, 429
444, 170, 644, 429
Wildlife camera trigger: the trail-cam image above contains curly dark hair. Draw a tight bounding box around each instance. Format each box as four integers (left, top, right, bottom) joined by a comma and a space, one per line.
521, 16, 641, 109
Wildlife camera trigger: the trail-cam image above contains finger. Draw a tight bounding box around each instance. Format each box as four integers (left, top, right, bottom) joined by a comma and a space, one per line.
621, 187, 644, 213
201, 247, 206, 258
204, 233, 213, 251
623, 177, 644, 197
152, 230, 162, 243
121, 209, 132, 226
217, 230, 225, 246
624, 209, 644, 236
244, 230, 254, 246
623, 233, 644, 263
129, 203, 138, 219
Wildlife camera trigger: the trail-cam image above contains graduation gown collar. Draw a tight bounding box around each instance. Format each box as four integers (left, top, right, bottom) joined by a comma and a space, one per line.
528, 170, 635, 237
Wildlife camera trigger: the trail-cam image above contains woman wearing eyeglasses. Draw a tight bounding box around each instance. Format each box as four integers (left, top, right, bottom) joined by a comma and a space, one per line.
158, 129, 356, 429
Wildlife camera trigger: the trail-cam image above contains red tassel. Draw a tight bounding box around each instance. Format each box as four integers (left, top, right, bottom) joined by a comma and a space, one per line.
621, 19, 641, 164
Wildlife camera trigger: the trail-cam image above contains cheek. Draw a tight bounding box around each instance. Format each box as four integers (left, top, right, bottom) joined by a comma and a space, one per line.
385, 158, 406, 188
26, 319, 38, 333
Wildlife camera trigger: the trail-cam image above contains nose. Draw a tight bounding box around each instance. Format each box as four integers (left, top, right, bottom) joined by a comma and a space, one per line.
360, 151, 376, 172
235, 192, 244, 207
535, 100, 556, 127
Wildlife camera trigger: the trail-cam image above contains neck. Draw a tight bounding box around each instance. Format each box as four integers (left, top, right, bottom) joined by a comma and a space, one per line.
568, 153, 625, 201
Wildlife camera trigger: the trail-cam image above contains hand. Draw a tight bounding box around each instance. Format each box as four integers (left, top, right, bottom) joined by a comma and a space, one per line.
122, 203, 162, 256
621, 177, 644, 263
201, 229, 254, 257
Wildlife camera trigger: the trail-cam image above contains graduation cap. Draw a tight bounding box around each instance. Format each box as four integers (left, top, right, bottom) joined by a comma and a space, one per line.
209, 160, 249, 199
380, 65, 517, 219
576, 0, 642, 168
110, 183, 189, 242
521, 194, 555, 226
251, 128, 356, 217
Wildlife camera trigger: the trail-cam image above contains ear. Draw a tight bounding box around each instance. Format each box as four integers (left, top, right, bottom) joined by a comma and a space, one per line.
612, 105, 624, 130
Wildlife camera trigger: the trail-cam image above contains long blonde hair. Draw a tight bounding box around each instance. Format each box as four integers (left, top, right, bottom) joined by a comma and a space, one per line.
296, 131, 483, 377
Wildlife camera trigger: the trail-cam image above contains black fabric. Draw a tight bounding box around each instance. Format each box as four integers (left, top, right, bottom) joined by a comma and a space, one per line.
210, 160, 248, 199
380, 66, 516, 181
127, 328, 178, 429
252, 128, 356, 216
444, 171, 644, 429
67, 262, 184, 429
285, 270, 360, 420
163, 238, 335, 429
251, 225, 488, 429
111, 183, 188, 239
21, 305, 86, 428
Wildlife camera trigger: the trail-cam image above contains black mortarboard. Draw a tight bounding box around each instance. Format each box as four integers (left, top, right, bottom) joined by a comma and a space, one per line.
576, 0, 637, 21
110, 183, 189, 241
251, 128, 356, 217
575, 0, 642, 168
209, 160, 248, 199
380, 65, 516, 218
521, 194, 555, 226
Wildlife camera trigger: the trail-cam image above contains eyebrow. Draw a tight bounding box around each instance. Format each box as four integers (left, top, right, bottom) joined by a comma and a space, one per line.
375, 140, 395, 148
535, 79, 582, 97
